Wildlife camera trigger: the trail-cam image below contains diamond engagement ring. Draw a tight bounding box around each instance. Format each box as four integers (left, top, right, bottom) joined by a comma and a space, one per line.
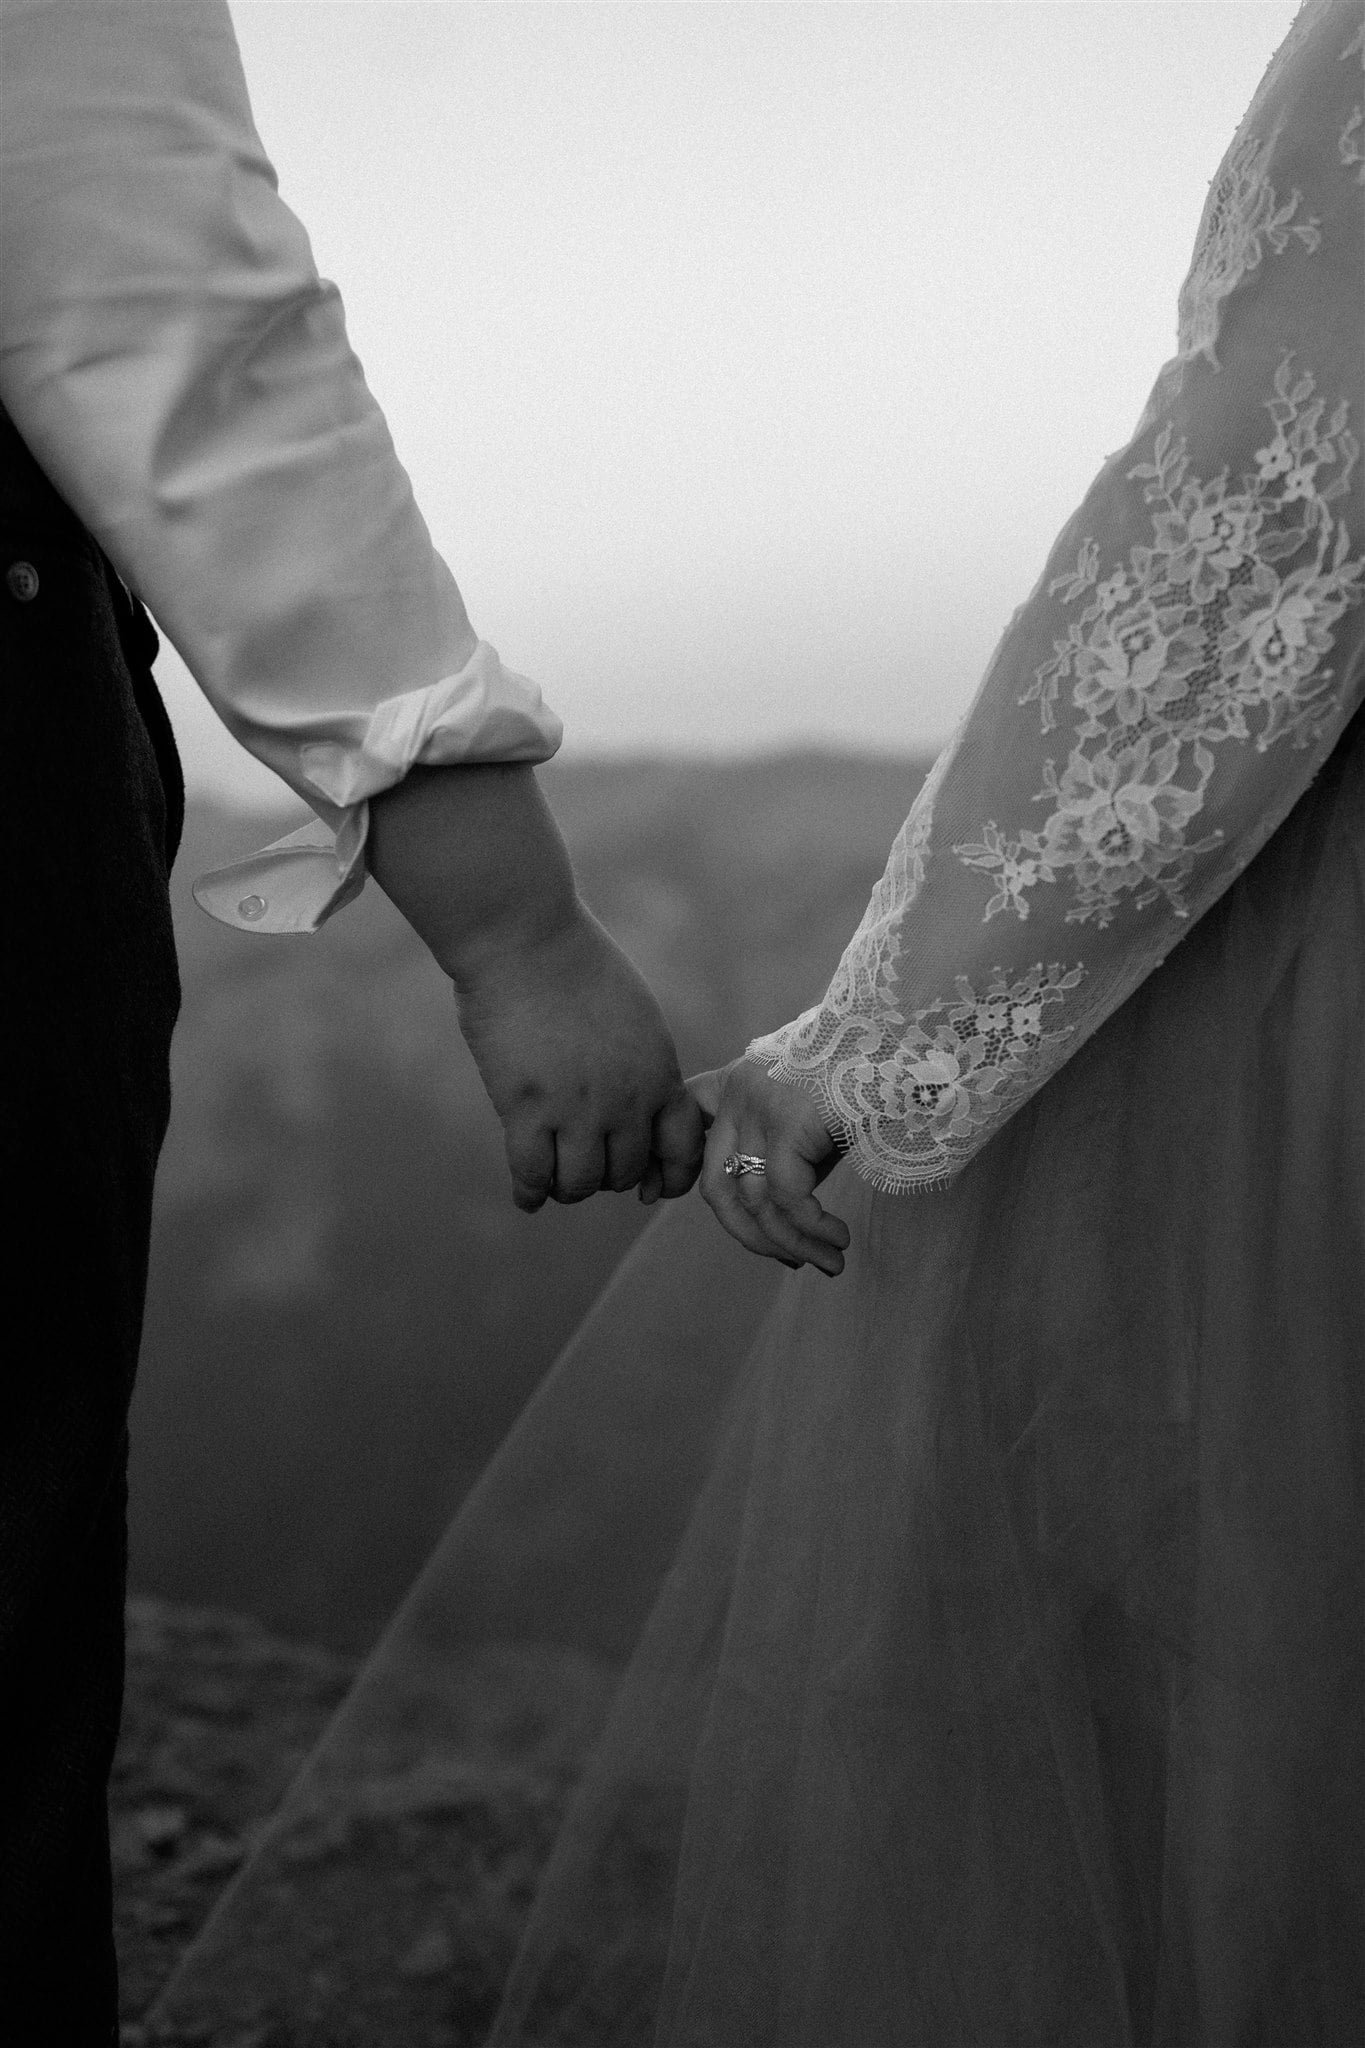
723, 1153, 767, 1178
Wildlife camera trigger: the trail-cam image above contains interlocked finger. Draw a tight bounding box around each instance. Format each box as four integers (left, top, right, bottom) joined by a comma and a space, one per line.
604, 1125, 651, 1194
553, 1132, 606, 1203
653, 1090, 707, 1198
505, 1124, 554, 1211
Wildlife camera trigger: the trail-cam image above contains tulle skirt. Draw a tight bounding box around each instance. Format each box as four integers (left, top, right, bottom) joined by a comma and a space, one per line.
152, 711, 1364, 2048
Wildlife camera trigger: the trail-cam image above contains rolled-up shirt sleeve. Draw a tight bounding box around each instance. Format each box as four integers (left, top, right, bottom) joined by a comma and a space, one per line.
0, 0, 561, 930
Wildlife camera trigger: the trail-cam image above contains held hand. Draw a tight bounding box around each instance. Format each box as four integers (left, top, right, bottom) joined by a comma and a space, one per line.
453, 903, 705, 1211
687, 1057, 850, 1277
367, 763, 703, 1211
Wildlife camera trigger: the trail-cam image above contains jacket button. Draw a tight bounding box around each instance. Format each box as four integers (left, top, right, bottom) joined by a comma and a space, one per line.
6, 561, 39, 602
237, 895, 268, 922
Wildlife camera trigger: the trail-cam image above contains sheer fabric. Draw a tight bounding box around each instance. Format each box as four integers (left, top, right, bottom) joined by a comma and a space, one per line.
149, 9, 1363, 2046
151, 703, 1364, 2046
147, 1201, 784, 2045
483, 716, 1365, 2048
751, 0, 1365, 1187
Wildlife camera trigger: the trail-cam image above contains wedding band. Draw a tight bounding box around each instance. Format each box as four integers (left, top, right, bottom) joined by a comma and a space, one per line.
723, 1152, 767, 1178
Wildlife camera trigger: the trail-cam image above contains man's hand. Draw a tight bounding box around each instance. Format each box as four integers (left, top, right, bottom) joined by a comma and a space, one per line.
454, 905, 704, 1210
687, 1058, 850, 1276
367, 760, 703, 1208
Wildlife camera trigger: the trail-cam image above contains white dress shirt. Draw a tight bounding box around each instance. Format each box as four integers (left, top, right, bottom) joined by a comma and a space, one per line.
0, 0, 561, 932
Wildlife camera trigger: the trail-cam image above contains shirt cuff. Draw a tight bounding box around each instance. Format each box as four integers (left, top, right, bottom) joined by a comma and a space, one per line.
191, 638, 563, 935
292, 638, 563, 811
192, 808, 369, 935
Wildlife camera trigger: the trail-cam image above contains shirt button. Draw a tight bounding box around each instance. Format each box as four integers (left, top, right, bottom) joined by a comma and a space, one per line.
6, 561, 39, 602
237, 894, 268, 922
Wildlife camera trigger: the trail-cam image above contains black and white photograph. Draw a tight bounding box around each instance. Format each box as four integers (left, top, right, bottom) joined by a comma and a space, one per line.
0, 0, 1361, 2041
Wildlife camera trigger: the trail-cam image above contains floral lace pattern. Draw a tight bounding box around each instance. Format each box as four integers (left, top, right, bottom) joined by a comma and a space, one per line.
750, 1, 1364, 1191
753, 961, 1084, 1188
1341, 16, 1365, 182
1178, 133, 1321, 371
819, 717, 959, 1017
958, 358, 1363, 929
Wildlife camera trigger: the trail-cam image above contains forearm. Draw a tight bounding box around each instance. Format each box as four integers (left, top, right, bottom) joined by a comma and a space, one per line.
366, 762, 580, 984
751, 0, 1364, 1190
0, 0, 559, 835
369, 759, 703, 1210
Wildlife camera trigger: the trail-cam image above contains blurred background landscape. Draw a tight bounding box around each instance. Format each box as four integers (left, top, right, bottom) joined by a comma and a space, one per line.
121, 754, 943, 2030
128, 753, 929, 1659
131, 0, 1301, 1655
108, 5, 1305, 2022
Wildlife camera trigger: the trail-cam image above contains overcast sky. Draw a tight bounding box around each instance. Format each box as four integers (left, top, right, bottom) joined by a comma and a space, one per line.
163, 0, 1300, 806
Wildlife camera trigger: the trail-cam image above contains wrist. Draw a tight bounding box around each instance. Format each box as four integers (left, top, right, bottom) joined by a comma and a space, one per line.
368, 761, 583, 984
441, 877, 586, 993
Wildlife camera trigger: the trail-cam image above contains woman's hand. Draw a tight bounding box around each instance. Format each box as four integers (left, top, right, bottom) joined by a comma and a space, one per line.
666, 1057, 850, 1277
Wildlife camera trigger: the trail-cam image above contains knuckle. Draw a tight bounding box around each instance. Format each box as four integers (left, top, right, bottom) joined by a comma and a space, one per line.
660, 1129, 703, 1171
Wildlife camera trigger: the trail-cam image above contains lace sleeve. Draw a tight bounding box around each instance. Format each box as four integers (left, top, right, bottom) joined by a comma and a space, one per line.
749, 0, 1365, 1190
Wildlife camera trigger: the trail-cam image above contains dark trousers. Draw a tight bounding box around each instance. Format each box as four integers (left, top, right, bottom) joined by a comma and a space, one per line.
0, 405, 183, 2042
